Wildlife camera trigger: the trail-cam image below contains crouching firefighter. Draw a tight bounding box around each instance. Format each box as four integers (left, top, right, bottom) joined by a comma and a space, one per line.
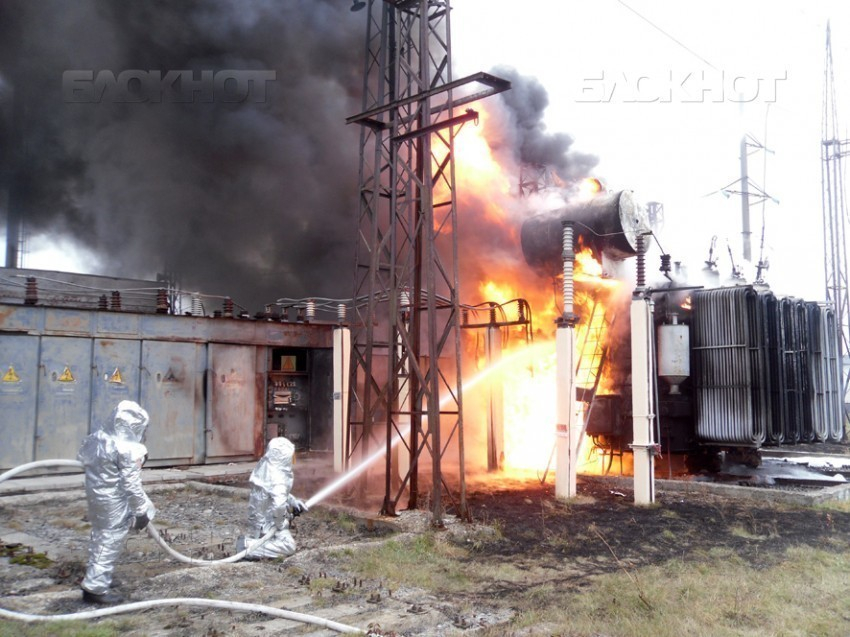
238, 437, 308, 559
78, 400, 156, 604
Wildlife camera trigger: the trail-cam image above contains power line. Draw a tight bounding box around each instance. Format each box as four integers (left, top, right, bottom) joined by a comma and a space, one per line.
615, 0, 718, 70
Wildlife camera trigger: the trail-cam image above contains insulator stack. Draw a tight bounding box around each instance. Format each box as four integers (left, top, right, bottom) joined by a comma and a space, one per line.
305, 299, 316, 322
635, 234, 646, 290
110, 291, 122, 311
156, 289, 169, 314
24, 277, 38, 305
337, 303, 346, 324
98, 295, 108, 310
223, 297, 234, 318
191, 293, 203, 317
659, 253, 671, 274
561, 221, 575, 315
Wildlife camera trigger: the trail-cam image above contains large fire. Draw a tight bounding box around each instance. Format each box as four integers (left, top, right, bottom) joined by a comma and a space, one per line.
453, 108, 624, 480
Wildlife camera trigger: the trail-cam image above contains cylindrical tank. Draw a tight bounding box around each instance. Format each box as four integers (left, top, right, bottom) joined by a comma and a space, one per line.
520, 190, 650, 277
657, 314, 689, 394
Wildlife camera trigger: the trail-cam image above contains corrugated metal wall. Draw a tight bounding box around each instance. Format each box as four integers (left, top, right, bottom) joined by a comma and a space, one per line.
692, 287, 844, 448
0, 304, 334, 470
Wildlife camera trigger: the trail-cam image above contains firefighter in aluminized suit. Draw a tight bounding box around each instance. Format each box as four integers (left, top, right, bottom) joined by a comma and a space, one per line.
240, 436, 307, 559
78, 400, 156, 604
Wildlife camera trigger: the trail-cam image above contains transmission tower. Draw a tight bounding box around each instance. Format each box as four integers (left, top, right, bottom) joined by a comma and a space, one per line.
822, 21, 850, 422
346, 0, 509, 525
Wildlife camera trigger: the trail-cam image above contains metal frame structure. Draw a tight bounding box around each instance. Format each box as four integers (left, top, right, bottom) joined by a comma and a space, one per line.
346, 0, 509, 525
822, 22, 850, 422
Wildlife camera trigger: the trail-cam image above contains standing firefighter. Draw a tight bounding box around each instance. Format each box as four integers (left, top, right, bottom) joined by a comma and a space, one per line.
78, 400, 155, 604
239, 437, 308, 559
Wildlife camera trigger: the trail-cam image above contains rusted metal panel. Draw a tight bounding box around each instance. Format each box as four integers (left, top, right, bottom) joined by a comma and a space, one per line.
95, 312, 141, 336
141, 340, 205, 464
0, 305, 44, 333
35, 336, 92, 460
0, 334, 39, 469
91, 338, 141, 432
138, 314, 207, 342
206, 343, 262, 459
43, 309, 94, 336
262, 324, 333, 348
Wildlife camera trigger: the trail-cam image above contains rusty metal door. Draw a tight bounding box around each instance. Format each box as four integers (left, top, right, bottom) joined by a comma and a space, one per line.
207, 343, 261, 460
91, 338, 141, 433
140, 340, 204, 464
0, 334, 39, 469
35, 336, 93, 460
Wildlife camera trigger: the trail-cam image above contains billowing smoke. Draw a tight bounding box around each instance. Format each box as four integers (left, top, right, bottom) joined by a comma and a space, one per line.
0, 0, 364, 313
485, 66, 598, 184
456, 67, 599, 320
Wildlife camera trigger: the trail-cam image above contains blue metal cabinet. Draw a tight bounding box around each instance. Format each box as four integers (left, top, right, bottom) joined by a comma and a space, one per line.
0, 334, 39, 469
35, 336, 93, 460
206, 343, 262, 460
140, 340, 205, 464
91, 338, 141, 432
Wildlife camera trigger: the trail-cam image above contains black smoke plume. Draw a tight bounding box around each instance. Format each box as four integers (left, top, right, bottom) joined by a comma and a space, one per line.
0, 0, 364, 312
486, 66, 598, 184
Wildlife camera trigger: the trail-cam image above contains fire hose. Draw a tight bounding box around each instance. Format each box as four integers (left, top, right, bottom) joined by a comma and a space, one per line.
0, 459, 365, 634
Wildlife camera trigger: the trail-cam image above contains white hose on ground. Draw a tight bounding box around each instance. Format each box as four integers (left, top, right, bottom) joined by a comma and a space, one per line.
146, 522, 275, 564
0, 598, 365, 634
0, 459, 367, 634
0, 459, 84, 482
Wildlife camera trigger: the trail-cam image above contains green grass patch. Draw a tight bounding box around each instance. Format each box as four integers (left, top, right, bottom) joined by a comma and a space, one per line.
475, 544, 850, 637
339, 532, 471, 592
0, 620, 122, 637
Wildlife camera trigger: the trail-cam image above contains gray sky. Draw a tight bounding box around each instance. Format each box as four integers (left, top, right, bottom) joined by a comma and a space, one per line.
451, 0, 849, 300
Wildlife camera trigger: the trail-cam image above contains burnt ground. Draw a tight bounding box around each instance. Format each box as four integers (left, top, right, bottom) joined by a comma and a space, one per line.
1, 458, 850, 636
466, 476, 848, 574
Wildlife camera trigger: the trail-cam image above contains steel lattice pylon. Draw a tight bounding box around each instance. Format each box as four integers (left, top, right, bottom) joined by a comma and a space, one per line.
346, 0, 509, 525
821, 22, 850, 429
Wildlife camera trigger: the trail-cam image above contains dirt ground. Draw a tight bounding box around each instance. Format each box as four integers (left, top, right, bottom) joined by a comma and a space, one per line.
2, 455, 850, 636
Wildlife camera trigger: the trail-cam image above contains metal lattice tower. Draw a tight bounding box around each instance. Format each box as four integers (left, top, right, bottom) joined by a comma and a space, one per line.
821, 22, 850, 418
346, 0, 509, 525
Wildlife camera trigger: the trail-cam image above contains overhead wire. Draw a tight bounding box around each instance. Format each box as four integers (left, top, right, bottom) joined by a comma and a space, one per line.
614, 0, 717, 70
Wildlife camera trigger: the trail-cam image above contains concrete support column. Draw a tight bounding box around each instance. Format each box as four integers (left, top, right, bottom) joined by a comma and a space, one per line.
333, 326, 351, 473
555, 325, 578, 498
485, 324, 504, 472
630, 295, 656, 505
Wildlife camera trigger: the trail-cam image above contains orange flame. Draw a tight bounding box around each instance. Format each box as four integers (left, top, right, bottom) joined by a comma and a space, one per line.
450, 103, 625, 479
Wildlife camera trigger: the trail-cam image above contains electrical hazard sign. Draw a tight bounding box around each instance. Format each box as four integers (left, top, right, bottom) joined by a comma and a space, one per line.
108, 368, 123, 384
2, 365, 20, 383
280, 355, 297, 372
57, 366, 75, 382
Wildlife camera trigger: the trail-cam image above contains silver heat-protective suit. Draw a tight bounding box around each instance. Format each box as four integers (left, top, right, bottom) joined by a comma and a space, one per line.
244, 437, 306, 559
78, 400, 155, 595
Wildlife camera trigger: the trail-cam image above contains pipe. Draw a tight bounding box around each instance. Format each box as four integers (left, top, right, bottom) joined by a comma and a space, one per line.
0, 598, 364, 633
